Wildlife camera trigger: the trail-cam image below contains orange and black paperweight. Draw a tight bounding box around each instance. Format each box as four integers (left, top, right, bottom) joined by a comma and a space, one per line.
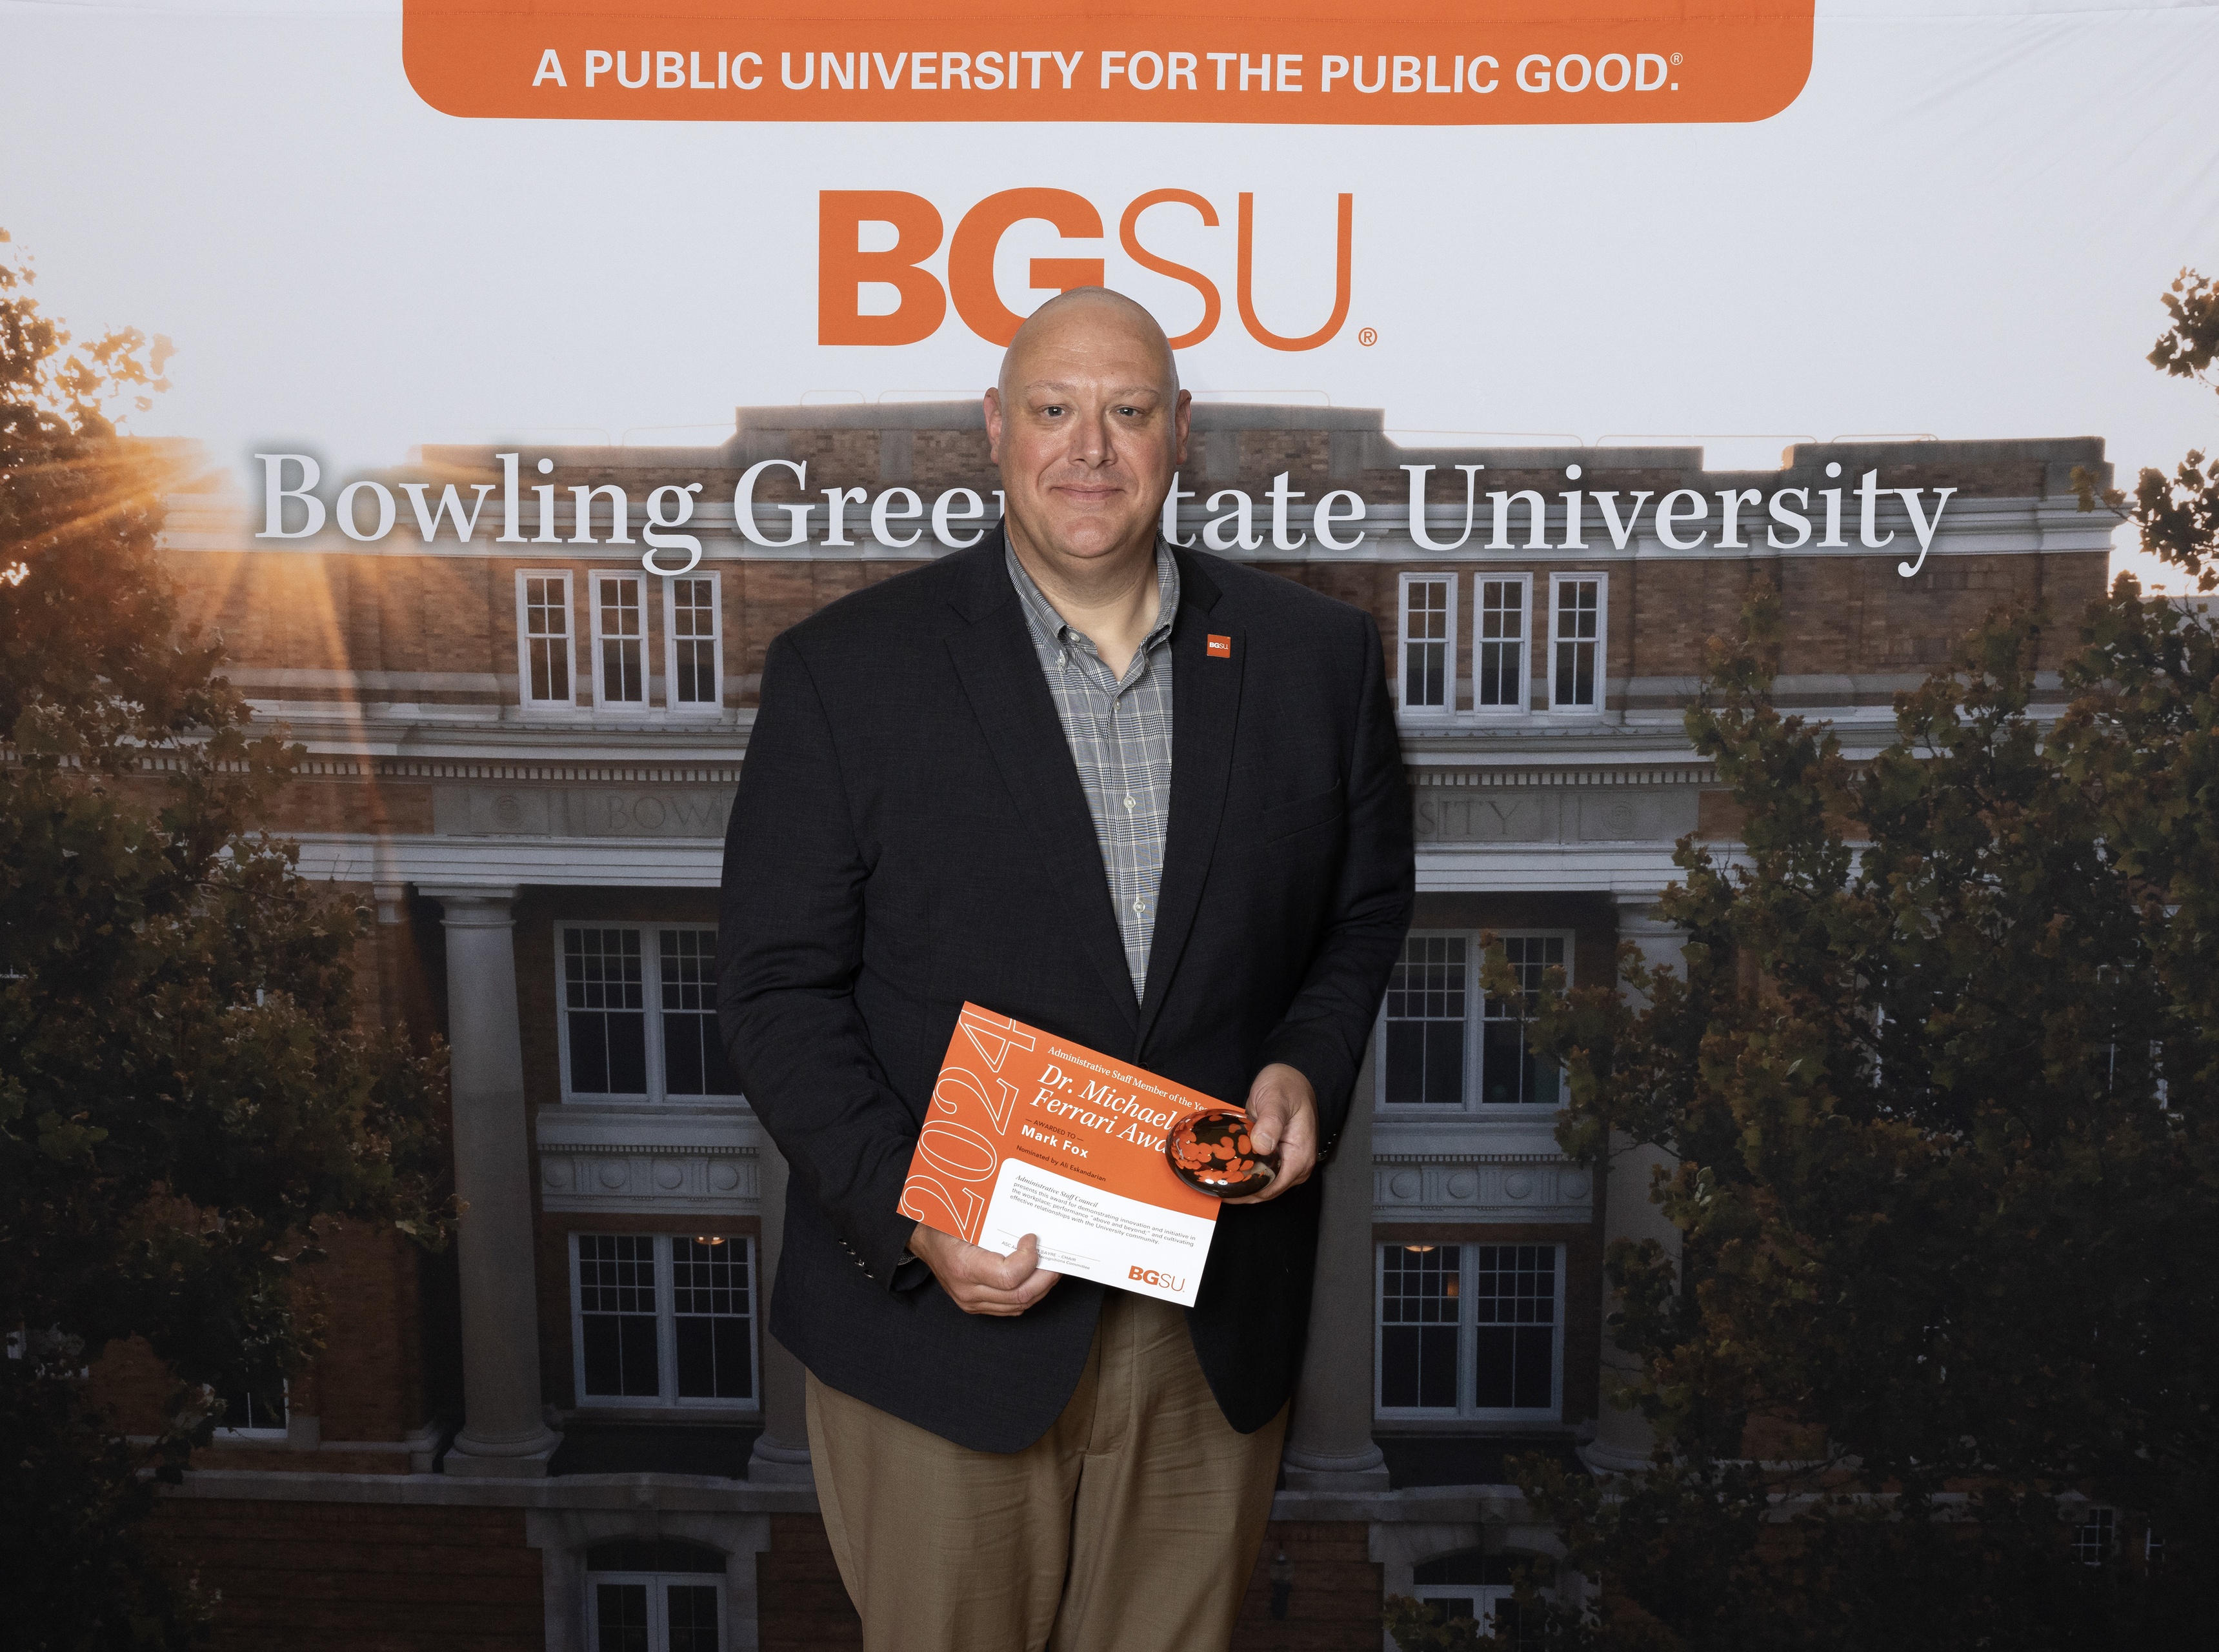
1165, 1109, 1278, 1199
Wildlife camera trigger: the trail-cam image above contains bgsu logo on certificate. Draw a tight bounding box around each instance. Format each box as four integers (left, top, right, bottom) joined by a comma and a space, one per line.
898, 1003, 1232, 1307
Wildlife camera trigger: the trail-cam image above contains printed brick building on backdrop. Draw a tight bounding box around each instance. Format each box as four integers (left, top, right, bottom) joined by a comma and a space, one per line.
99, 401, 2110, 1649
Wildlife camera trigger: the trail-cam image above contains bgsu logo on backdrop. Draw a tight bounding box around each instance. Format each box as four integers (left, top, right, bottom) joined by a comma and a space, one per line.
819, 187, 1352, 350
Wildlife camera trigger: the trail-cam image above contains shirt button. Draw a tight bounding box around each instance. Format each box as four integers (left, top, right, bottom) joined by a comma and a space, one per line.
1123, 794, 1136, 811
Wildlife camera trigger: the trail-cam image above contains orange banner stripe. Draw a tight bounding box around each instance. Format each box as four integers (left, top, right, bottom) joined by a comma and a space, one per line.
403, 3, 1814, 125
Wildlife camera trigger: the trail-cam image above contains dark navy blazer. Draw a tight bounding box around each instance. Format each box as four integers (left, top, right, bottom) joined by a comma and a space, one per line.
716, 529, 1414, 1452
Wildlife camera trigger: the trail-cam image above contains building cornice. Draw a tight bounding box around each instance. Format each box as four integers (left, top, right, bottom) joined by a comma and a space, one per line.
534, 1105, 764, 1215
158, 1465, 1541, 1524
1372, 1153, 1595, 1225
283, 830, 1707, 892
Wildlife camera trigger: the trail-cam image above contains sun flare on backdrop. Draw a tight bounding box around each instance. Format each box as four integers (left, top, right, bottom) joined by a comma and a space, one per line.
2109, 518, 2209, 596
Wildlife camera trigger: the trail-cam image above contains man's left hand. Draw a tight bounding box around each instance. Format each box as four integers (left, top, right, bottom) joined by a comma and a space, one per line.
1225, 1062, 1318, 1205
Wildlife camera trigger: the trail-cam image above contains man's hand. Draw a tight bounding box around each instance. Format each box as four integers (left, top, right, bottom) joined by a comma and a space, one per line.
909, 1224, 1061, 1316
1225, 1062, 1319, 1205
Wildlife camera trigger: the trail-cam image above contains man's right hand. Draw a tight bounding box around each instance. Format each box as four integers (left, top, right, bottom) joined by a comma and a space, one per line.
909, 1224, 1061, 1316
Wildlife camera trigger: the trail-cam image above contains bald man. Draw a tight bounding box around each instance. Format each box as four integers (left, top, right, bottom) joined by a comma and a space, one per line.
718, 290, 1414, 1652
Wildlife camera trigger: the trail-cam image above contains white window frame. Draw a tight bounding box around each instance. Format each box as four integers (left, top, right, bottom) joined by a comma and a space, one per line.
515, 569, 577, 710
1375, 930, 1574, 1113
1409, 1552, 1554, 1650
588, 569, 650, 711
2071, 1506, 2118, 1566
1472, 573, 1532, 716
1398, 572, 1458, 716
1546, 571, 1608, 714
570, 1233, 760, 1415
585, 1567, 727, 1652
663, 570, 724, 716
1375, 1242, 1567, 1422
1411, 1584, 1527, 1647
555, 923, 741, 1104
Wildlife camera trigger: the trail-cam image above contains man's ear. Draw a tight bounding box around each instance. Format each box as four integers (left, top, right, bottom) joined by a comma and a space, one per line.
983, 385, 1004, 463
1172, 387, 1192, 468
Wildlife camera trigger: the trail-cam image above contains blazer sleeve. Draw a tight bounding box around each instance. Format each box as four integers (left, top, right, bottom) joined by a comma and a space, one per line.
717, 633, 921, 1288
1256, 609, 1416, 1150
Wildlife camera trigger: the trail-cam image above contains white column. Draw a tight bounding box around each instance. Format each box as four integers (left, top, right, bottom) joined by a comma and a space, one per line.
1281, 1031, 1391, 1490
430, 887, 561, 1477
1584, 894, 1687, 1474
747, 1136, 814, 1483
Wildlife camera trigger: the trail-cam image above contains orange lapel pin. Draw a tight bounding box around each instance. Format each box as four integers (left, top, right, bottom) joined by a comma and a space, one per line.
1207, 634, 1232, 659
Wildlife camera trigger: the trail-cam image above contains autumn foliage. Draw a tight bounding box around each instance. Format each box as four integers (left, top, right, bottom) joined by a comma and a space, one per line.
0, 230, 449, 1651
1455, 276, 2219, 1651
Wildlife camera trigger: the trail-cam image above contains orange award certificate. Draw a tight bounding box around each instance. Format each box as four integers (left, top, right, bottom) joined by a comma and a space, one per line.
897, 1003, 1234, 1307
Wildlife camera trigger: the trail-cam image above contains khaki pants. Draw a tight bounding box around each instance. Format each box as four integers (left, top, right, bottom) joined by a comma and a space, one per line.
805, 1290, 1288, 1652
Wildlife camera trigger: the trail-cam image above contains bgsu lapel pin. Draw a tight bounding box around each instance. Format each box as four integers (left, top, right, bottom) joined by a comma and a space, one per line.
1207, 634, 1233, 659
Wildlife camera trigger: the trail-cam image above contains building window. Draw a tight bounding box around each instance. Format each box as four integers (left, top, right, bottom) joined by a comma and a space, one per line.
1379, 1243, 1461, 1408
1378, 932, 1571, 1111
665, 574, 722, 712
672, 1235, 757, 1402
559, 925, 739, 1102
1378, 1244, 1564, 1420
1549, 573, 1605, 712
1474, 576, 1530, 711
214, 1378, 288, 1439
1482, 935, 1566, 1107
586, 1538, 726, 1652
1400, 574, 1456, 713
658, 931, 732, 1096
517, 571, 575, 708
1382, 935, 1469, 1106
577, 1234, 659, 1398
1473, 1245, 1560, 1411
592, 572, 648, 709
2072, 1507, 2116, 1566
563, 928, 647, 1096
572, 1234, 758, 1411
1409, 1551, 1551, 1650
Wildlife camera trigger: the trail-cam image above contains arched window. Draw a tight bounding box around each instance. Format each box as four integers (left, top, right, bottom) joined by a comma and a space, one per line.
1409, 1549, 1553, 1649
584, 1538, 725, 1652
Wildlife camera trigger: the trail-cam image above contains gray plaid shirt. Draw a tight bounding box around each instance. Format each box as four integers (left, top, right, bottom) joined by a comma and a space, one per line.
1007, 542, 1179, 1003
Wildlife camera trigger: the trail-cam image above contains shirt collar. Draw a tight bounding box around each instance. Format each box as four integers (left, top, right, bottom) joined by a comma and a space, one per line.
1007, 538, 1181, 657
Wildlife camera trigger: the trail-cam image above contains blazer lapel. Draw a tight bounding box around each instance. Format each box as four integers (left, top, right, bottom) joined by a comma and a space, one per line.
1137, 551, 1241, 1050
943, 534, 1141, 1034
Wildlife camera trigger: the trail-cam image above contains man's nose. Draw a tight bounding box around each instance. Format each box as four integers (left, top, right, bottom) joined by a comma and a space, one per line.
1067, 409, 1115, 468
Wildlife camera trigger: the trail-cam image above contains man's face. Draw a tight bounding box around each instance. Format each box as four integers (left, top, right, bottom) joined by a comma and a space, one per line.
985, 303, 1190, 574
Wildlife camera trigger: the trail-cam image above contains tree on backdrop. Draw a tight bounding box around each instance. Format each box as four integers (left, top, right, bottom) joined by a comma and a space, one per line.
0, 228, 449, 1650
2078, 268, 2219, 594
1383, 273, 2219, 1651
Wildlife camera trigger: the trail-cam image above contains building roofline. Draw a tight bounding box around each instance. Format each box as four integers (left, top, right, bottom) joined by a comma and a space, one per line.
390, 406, 2109, 487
